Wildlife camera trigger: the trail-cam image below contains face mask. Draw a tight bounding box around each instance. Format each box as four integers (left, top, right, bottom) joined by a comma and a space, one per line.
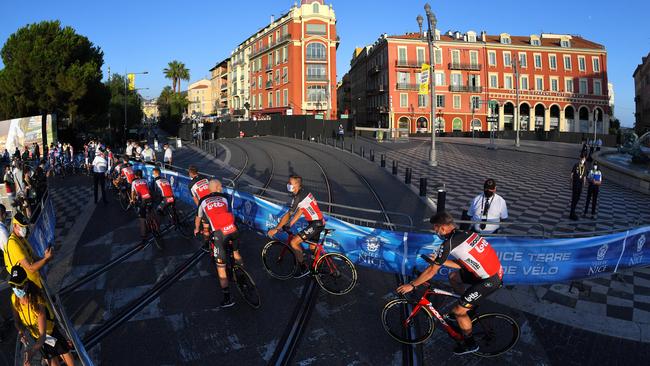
17, 226, 27, 238
593, 165, 598, 171
287, 184, 294, 193
484, 190, 494, 198
12, 287, 26, 298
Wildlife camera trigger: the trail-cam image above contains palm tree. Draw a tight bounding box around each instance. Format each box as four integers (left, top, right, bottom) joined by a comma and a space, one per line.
176, 62, 190, 94
163, 61, 180, 93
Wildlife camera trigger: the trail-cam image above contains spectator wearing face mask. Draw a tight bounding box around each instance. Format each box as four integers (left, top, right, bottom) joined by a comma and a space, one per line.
2, 212, 52, 289
569, 154, 588, 220
584, 161, 603, 219
467, 179, 508, 234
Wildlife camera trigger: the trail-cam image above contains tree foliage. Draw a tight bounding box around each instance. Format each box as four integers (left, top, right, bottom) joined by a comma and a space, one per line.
157, 85, 187, 135
0, 20, 108, 125
163, 60, 190, 94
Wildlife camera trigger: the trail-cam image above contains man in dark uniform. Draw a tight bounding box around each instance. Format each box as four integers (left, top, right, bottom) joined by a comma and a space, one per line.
569, 154, 587, 220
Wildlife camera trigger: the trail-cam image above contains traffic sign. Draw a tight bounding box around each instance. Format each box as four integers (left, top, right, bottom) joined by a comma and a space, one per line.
487, 117, 498, 123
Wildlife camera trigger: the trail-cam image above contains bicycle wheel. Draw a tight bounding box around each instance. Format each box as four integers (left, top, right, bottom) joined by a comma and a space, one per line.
233, 265, 261, 309
118, 191, 130, 211
314, 253, 357, 295
381, 298, 435, 344
150, 218, 164, 250
173, 208, 193, 239
472, 313, 520, 357
261, 240, 296, 280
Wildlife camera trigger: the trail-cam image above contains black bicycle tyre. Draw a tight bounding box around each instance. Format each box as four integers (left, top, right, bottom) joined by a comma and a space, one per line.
472, 313, 520, 357
314, 253, 357, 295
233, 265, 261, 309
381, 298, 435, 344
174, 208, 193, 239
261, 240, 296, 280
118, 191, 130, 211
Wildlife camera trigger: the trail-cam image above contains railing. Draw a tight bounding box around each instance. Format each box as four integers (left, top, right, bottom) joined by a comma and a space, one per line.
396, 83, 419, 91
448, 62, 481, 71
449, 85, 483, 93
306, 74, 328, 81
396, 60, 424, 68
265, 81, 273, 89
305, 101, 328, 109
306, 55, 327, 61
250, 33, 292, 58
266, 64, 273, 71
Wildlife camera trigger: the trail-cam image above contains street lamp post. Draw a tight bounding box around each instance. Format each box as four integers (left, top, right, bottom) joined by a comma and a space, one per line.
418, 3, 438, 167
124, 70, 148, 142
514, 59, 521, 147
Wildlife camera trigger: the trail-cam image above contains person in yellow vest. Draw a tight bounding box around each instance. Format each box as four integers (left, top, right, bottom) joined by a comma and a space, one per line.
3, 212, 53, 288
9, 266, 75, 366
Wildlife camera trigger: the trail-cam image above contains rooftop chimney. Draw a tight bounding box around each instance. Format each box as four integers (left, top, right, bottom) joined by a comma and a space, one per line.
481, 31, 487, 42
271, 15, 275, 23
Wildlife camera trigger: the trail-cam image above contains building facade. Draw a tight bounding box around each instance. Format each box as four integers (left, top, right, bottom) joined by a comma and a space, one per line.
634, 52, 650, 134
187, 79, 213, 117
142, 99, 159, 120
349, 31, 610, 134
210, 59, 229, 117
336, 73, 350, 118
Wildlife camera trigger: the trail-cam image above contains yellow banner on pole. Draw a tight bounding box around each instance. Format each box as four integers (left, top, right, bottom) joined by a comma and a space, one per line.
418, 63, 430, 95
128, 73, 135, 91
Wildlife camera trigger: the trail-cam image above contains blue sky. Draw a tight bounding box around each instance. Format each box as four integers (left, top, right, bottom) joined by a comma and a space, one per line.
1, 0, 648, 127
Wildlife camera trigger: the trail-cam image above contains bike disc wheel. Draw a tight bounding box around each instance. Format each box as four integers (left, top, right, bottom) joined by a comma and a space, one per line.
314, 253, 357, 295
381, 298, 435, 344
233, 266, 261, 309
472, 313, 520, 357
261, 241, 296, 280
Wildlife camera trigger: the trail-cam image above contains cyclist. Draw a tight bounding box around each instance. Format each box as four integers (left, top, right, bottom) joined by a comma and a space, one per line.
194, 179, 242, 308
188, 165, 211, 251
397, 211, 504, 355
266, 175, 324, 278
129, 169, 155, 244
150, 167, 175, 214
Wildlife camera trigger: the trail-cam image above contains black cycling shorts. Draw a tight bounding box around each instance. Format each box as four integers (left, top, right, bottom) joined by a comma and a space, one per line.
298, 220, 324, 242
457, 269, 503, 309
211, 228, 240, 263
137, 199, 152, 218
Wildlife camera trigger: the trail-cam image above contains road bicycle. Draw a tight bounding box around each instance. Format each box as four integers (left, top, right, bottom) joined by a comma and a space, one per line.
381, 256, 519, 357
116, 181, 131, 211
161, 200, 193, 239
207, 231, 260, 309
261, 227, 357, 295
143, 201, 163, 250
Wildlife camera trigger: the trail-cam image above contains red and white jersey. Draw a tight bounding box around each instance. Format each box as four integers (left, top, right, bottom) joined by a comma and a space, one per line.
154, 177, 175, 203
198, 193, 235, 233
433, 231, 502, 280
131, 178, 151, 200
290, 189, 324, 222
189, 177, 210, 203
121, 166, 135, 184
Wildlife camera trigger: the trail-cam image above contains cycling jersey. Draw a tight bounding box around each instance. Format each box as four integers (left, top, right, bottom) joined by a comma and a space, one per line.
197, 192, 235, 233
188, 176, 210, 204
290, 189, 324, 222
121, 166, 135, 184
153, 176, 175, 203
131, 178, 151, 200
433, 230, 502, 280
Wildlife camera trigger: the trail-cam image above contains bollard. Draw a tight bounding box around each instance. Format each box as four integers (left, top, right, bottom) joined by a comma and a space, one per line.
436, 187, 446, 213
317, 135, 321, 144
361, 146, 365, 158
294, 133, 296, 139
350, 143, 354, 153
370, 149, 375, 161
392, 160, 398, 175
214, 143, 218, 157
301, 131, 304, 140
381, 154, 386, 167
341, 141, 345, 150
405, 168, 412, 185
419, 178, 427, 197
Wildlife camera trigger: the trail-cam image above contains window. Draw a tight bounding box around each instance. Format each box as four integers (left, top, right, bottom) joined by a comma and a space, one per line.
252, 95, 256, 109
307, 85, 326, 101
500, 35, 511, 44
275, 70, 280, 84
535, 76, 543, 91
564, 55, 572, 70
451, 73, 462, 86
451, 50, 460, 65
594, 79, 602, 95
268, 92, 273, 107
436, 95, 445, 107
560, 39, 571, 48
520, 75, 529, 90
306, 43, 326, 60
283, 67, 288, 83
551, 78, 559, 92
592, 57, 600, 72
397, 71, 410, 84
276, 90, 280, 107
549, 55, 557, 70
467, 33, 476, 42
398, 47, 407, 63
283, 46, 288, 62
489, 74, 498, 88
503, 52, 512, 67
579, 79, 588, 94
400, 93, 408, 108
416, 48, 426, 65
418, 94, 427, 107
534, 54, 542, 68
565, 78, 574, 92
282, 24, 288, 36
258, 75, 262, 87
453, 95, 461, 109
578, 56, 586, 71
313, 2, 319, 13
469, 51, 478, 66
504, 75, 513, 89
531, 38, 541, 46
306, 64, 326, 80
519, 53, 527, 68
488, 51, 497, 66
471, 96, 480, 109
275, 50, 280, 65
283, 89, 288, 106
306, 23, 326, 35
434, 72, 445, 86
435, 49, 442, 64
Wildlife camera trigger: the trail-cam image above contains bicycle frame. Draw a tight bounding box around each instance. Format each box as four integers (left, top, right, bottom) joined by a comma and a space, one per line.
406, 287, 464, 342
285, 230, 330, 270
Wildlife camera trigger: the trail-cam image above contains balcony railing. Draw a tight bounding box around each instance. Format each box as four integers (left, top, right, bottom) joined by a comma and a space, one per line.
448, 63, 481, 71
306, 75, 328, 81
306, 55, 327, 61
396, 83, 419, 91
220, 83, 228, 90
396, 60, 424, 68
449, 85, 483, 93
305, 101, 329, 109
250, 33, 292, 58
266, 64, 273, 72
265, 81, 273, 89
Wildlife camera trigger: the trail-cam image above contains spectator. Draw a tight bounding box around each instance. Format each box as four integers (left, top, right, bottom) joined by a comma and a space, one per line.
33, 162, 47, 201
22, 146, 30, 161
13, 147, 20, 160
8, 266, 76, 366
2, 148, 8, 162
92, 148, 109, 204
596, 138, 603, 152
569, 154, 588, 220
338, 124, 345, 142
34, 142, 40, 161
584, 161, 603, 218
141, 143, 155, 163
3, 166, 15, 200
134, 143, 143, 160
12, 161, 25, 197
3, 212, 52, 289
467, 179, 508, 234
163, 143, 173, 168
125, 140, 134, 158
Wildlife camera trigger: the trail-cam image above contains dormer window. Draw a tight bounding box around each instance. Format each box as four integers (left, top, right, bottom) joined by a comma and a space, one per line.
531, 39, 540, 46
313, 2, 319, 13
467, 31, 477, 43
500, 34, 511, 44
560, 39, 571, 48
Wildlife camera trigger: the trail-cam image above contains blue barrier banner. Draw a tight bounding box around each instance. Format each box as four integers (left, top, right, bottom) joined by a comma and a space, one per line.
132, 162, 650, 285
28, 195, 56, 258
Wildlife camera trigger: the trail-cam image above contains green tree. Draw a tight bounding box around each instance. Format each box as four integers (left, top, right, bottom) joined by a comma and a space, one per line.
163, 60, 190, 94
105, 73, 144, 141
157, 85, 187, 135
0, 20, 107, 127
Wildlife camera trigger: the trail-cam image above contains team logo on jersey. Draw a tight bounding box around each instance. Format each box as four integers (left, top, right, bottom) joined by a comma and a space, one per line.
474, 238, 489, 253
638, 235, 646, 253
596, 243, 608, 261
464, 292, 480, 302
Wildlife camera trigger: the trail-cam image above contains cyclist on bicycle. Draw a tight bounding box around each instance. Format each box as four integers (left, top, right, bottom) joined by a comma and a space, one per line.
150, 167, 175, 214
396, 211, 504, 355
194, 179, 242, 308
130, 169, 155, 244
266, 175, 325, 278
188, 165, 211, 251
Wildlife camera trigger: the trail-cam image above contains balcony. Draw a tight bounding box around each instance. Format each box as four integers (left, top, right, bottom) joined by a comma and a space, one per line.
366, 84, 387, 95
266, 64, 273, 72
250, 33, 292, 58
396, 60, 424, 68
305, 101, 329, 109
448, 63, 481, 71
396, 83, 419, 91
449, 85, 483, 93
367, 65, 381, 75
220, 83, 228, 90
306, 55, 327, 62
306, 75, 328, 82
265, 81, 273, 89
